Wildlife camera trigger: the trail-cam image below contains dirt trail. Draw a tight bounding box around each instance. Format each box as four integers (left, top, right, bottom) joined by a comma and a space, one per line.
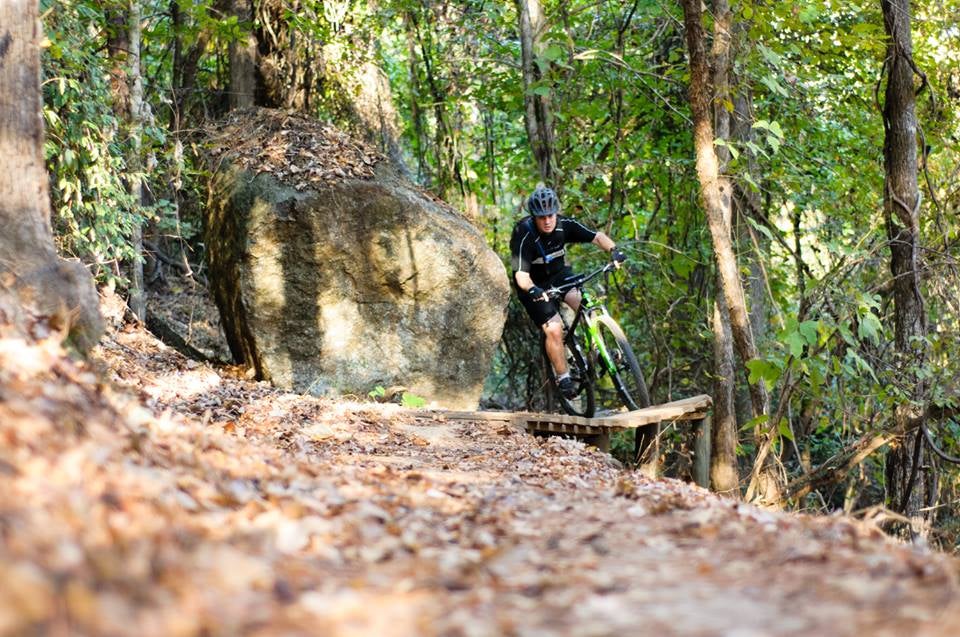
1, 313, 959, 636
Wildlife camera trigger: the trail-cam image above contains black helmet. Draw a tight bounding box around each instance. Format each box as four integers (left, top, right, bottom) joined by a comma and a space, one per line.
527, 186, 560, 217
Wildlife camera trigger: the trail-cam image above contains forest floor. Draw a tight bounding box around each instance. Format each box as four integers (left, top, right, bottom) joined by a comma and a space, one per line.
3, 290, 960, 636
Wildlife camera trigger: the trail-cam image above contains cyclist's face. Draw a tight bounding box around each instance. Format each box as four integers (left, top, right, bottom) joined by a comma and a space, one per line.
534, 213, 557, 234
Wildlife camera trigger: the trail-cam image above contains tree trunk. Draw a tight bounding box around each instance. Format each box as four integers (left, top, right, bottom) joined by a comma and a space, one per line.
0, 0, 102, 350
879, 0, 929, 526
732, 89, 770, 428
517, 0, 555, 183
229, 0, 257, 110
127, 0, 146, 321
707, 0, 739, 498
606, 2, 638, 219
680, 0, 778, 503
411, 13, 461, 197
169, 1, 214, 130
404, 11, 429, 184
711, 292, 740, 496
401, 15, 456, 195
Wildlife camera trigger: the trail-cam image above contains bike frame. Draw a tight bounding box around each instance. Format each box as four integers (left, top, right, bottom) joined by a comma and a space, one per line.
547, 264, 621, 377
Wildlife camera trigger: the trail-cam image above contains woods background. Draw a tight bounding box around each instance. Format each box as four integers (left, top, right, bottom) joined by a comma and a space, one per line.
37, 0, 960, 542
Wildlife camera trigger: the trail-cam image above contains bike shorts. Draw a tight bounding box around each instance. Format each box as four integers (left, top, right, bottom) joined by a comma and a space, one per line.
516, 266, 576, 328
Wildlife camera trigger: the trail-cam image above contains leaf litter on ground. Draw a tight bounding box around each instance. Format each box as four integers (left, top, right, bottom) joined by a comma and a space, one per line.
1, 293, 960, 636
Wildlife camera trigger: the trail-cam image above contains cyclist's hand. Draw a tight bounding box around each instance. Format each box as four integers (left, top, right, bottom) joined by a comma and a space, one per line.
528, 285, 548, 302
611, 248, 627, 267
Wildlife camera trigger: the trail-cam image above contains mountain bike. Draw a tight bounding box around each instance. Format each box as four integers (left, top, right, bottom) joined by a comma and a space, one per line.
542, 262, 651, 418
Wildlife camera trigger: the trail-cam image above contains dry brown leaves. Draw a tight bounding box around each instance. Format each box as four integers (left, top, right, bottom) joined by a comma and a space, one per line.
2, 306, 960, 636
205, 108, 383, 191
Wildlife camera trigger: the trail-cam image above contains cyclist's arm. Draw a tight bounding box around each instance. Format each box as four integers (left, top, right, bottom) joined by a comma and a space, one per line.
592, 231, 617, 254
514, 270, 536, 293
515, 271, 549, 302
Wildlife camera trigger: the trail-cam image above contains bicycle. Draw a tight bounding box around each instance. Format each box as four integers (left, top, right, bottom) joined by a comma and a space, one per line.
542, 262, 651, 418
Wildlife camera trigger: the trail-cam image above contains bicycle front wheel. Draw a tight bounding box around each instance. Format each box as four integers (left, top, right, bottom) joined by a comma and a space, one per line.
594, 315, 650, 411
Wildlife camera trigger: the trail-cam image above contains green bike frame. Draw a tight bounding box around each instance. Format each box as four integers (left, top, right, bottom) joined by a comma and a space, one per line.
565, 287, 618, 378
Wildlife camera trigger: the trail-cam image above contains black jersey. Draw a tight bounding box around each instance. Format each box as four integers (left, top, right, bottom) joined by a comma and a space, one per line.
510, 215, 597, 285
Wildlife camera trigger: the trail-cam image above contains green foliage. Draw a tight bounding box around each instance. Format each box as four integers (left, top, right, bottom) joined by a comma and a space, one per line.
42, 0, 142, 283
367, 385, 427, 408
41, 0, 205, 286
400, 392, 427, 409
40, 0, 960, 525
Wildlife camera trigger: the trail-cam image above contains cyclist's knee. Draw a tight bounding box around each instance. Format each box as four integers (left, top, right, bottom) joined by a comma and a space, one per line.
542, 317, 563, 340
564, 289, 582, 312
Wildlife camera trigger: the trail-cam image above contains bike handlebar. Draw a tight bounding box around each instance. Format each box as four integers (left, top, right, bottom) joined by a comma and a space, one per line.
543, 261, 618, 300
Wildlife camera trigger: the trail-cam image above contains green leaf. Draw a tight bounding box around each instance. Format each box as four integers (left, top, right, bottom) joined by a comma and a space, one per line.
759, 74, 789, 97
778, 419, 795, 442
741, 414, 769, 431
799, 321, 819, 345
541, 44, 565, 62
746, 358, 781, 390
838, 323, 856, 346
799, 6, 819, 23
846, 349, 879, 383
713, 138, 739, 159
857, 312, 883, 344
741, 171, 762, 192
743, 140, 764, 157
401, 392, 427, 408
757, 44, 781, 67
671, 253, 694, 277
786, 331, 805, 358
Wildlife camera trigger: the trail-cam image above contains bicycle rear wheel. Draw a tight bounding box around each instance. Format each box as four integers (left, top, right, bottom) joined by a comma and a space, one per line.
546, 329, 595, 418
594, 315, 650, 411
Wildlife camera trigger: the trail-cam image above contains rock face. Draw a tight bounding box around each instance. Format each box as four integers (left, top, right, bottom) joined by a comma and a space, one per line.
205, 110, 509, 409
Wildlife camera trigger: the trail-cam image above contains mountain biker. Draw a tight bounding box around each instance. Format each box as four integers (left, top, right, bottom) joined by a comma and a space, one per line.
510, 186, 626, 399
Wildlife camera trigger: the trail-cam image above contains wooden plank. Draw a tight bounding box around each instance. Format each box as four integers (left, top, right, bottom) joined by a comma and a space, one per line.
440, 410, 515, 423
415, 394, 712, 436
594, 394, 712, 428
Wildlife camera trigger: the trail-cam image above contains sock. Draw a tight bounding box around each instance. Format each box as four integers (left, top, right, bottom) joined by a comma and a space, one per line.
557, 372, 570, 381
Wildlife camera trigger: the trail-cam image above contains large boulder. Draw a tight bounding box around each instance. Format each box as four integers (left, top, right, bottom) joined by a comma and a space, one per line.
205, 109, 509, 409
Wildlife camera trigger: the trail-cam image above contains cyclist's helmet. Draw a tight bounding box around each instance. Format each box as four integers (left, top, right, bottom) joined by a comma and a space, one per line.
527, 186, 560, 217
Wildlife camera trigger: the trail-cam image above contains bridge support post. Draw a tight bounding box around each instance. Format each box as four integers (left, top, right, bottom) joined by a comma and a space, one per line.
635, 422, 660, 478
583, 433, 610, 453
693, 414, 711, 488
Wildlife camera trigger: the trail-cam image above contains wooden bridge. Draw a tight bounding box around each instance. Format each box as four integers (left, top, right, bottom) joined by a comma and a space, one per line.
428, 394, 713, 482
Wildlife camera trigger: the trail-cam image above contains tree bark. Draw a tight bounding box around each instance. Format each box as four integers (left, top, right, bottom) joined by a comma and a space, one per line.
711, 292, 740, 496
879, 0, 929, 524
229, 0, 258, 110
707, 0, 739, 498
169, 2, 210, 130
680, 0, 777, 503
404, 11, 429, 184
732, 90, 770, 428
127, 0, 146, 321
517, 0, 555, 183
0, 0, 102, 350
